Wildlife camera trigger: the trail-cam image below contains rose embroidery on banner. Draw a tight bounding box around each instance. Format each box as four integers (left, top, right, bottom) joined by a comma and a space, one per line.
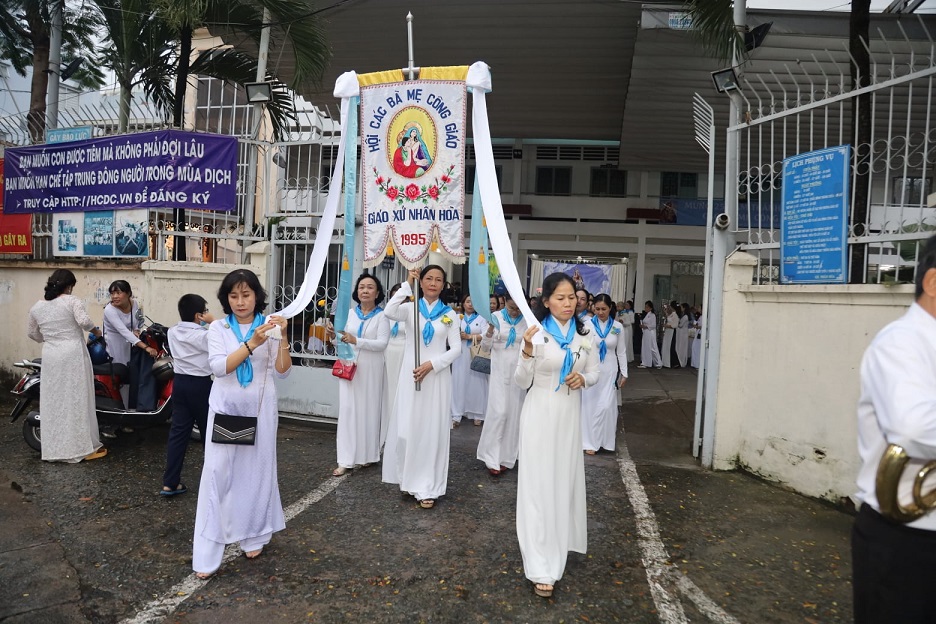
374, 165, 457, 204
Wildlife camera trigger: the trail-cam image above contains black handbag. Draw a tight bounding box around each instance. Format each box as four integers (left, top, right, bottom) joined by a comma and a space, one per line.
211, 342, 269, 446
211, 413, 257, 445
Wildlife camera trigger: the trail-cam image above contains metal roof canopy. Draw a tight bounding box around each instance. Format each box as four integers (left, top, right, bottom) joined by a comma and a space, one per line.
230, 0, 642, 142
622, 7, 936, 172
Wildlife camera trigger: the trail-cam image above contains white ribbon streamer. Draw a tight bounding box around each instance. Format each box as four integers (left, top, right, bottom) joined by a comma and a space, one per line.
275, 72, 360, 319
467, 62, 543, 342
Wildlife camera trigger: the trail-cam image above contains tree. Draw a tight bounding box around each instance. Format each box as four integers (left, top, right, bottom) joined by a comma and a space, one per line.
0, 0, 104, 143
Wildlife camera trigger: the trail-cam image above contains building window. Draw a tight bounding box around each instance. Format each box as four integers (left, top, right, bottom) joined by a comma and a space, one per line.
535, 166, 572, 196
661, 172, 698, 199
893, 177, 931, 206
590, 167, 627, 197
466, 164, 503, 192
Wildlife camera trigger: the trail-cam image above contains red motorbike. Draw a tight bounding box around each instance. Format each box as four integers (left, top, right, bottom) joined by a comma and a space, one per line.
10, 323, 175, 452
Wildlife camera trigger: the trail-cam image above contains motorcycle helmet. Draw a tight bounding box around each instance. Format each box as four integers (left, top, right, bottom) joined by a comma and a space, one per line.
152, 356, 174, 383
87, 334, 110, 365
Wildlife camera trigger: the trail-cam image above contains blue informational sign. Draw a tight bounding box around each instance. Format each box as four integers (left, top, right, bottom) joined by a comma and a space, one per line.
46, 126, 93, 144
780, 145, 851, 284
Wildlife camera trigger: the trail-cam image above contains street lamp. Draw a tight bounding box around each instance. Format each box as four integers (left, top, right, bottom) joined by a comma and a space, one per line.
244, 81, 273, 104
711, 67, 740, 94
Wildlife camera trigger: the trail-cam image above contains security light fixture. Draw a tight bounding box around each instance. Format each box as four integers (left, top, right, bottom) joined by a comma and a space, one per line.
245, 82, 273, 104
711, 67, 739, 94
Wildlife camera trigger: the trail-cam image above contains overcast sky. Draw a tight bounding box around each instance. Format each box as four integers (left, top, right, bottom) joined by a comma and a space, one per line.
747, 0, 935, 12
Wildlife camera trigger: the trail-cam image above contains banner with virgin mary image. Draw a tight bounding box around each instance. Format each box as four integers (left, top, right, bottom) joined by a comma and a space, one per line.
360, 70, 467, 268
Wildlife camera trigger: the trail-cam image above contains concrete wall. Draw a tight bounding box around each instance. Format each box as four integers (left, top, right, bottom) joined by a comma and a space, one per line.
711, 251, 915, 501
0, 247, 268, 374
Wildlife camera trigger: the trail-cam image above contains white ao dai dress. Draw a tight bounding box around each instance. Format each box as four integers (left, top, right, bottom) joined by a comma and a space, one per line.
381, 283, 462, 501
620, 310, 635, 363
662, 311, 678, 368
640, 312, 662, 368
27, 295, 102, 462
336, 309, 390, 469
476, 310, 528, 471
192, 319, 290, 574
515, 319, 600, 585
381, 319, 406, 449
675, 314, 690, 367
581, 318, 628, 452
451, 313, 490, 423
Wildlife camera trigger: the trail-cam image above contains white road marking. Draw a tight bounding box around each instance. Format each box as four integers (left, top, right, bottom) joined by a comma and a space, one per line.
617, 440, 740, 624
120, 476, 345, 624
616, 445, 688, 623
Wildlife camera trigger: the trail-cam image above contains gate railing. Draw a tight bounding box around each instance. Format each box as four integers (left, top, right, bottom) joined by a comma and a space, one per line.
726, 26, 936, 284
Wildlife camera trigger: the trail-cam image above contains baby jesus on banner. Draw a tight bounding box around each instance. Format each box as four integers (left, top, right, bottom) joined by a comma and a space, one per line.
392, 124, 432, 178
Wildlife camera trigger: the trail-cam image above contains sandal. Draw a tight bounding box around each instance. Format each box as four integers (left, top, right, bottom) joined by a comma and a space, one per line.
585, 450, 597, 456
195, 571, 214, 580
419, 499, 435, 509
159, 483, 187, 497
488, 468, 501, 476
332, 466, 349, 476
84, 448, 108, 461
533, 583, 554, 598
473, 419, 482, 426
245, 548, 263, 559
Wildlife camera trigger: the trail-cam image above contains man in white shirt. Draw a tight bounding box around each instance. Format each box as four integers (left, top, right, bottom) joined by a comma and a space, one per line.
853, 234, 936, 623
161, 294, 215, 496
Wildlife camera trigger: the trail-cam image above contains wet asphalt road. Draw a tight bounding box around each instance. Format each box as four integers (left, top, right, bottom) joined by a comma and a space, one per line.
0, 368, 854, 623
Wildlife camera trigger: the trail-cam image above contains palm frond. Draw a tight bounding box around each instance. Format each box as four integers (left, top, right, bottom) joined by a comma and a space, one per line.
204, 0, 330, 90
189, 46, 297, 140
684, 0, 745, 64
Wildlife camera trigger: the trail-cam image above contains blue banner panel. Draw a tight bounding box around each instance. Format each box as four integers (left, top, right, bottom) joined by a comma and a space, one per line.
4, 129, 238, 213
780, 145, 851, 284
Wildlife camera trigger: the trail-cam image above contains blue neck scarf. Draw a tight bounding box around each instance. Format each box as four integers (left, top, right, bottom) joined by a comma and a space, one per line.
390, 322, 399, 338
501, 309, 521, 348
542, 315, 576, 391
419, 298, 452, 346
227, 313, 264, 387
463, 313, 479, 345
577, 310, 589, 321
591, 316, 613, 362
354, 305, 382, 337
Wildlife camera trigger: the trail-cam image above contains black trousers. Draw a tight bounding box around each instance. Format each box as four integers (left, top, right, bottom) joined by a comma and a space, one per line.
129, 348, 157, 410
852, 503, 936, 623
162, 374, 212, 489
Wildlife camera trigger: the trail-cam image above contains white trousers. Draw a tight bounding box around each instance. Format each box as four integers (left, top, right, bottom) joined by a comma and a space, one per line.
192, 531, 273, 574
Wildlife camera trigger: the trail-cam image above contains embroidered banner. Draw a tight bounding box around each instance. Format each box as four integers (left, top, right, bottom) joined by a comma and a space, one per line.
360, 76, 467, 268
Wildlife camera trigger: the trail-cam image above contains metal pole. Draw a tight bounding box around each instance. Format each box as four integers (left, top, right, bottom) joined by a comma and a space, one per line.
243, 8, 272, 260
405, 12, 422, 391
701, 0, 745, 468
406, 12, 416, 80
692, 95, 715, 459
47, 0, 64, 132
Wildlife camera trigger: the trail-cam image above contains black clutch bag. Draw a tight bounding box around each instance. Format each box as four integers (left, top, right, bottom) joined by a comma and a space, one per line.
211, 413, 257, 445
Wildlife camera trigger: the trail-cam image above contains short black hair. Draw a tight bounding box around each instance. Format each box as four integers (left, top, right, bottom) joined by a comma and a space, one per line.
535, 272, 587, 336
44, 269, 77, 300
178, 293, 207, 323
593, 293, 616, 316
108, 280, 132, 296
420, 264, 447, 282
352, 273, 385, 306
916, 235, 936, 298
218, 269, 268, 316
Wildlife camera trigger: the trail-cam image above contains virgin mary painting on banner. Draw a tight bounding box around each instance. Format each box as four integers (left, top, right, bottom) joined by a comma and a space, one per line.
361, 69, 467, 269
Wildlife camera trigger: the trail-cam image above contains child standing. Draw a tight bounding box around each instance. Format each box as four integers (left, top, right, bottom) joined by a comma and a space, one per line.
161, 294, 215, 496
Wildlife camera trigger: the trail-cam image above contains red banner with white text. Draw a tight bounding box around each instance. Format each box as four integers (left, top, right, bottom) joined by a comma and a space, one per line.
0, 159, 33, 254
